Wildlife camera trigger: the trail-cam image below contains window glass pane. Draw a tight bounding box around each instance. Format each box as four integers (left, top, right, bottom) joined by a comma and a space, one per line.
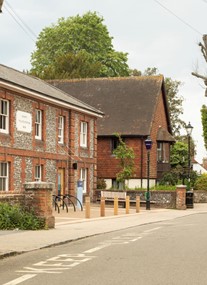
35, 165, 42, 181
80, 122, 87, 147
0, 162, 8, 191
58, 116, 64, 143
35, 110, 42, 139
0, 100, 9, 133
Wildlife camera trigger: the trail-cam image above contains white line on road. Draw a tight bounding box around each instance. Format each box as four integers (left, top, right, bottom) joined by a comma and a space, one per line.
3, 274, 36, 285
83, 244, 110, 253
143, 227, 162, 233
130, 237, 142, 242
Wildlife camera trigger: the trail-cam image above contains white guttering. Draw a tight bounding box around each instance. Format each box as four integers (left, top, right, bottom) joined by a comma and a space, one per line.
0, 81, 103, 118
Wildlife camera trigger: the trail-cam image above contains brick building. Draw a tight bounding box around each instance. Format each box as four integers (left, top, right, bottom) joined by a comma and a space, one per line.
50, 76, 175, 189
0, 65, 103, 198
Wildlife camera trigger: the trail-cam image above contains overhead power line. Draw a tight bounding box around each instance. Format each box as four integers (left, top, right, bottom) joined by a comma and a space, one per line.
153, 0, 202, 36
4, 0, 37, 42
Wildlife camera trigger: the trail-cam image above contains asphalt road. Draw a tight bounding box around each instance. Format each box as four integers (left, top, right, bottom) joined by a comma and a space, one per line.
1, 212, 207, 285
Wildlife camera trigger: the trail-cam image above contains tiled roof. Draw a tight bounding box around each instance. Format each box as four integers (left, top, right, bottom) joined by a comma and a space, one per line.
0, 64, 103, 117
49, 76, 172, 137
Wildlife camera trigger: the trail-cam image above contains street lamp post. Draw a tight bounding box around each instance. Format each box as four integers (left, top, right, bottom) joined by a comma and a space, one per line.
186, 122, 193, 191
144, 136, 153, 210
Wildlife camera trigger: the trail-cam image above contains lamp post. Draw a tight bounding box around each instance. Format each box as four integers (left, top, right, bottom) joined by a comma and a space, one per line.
186, 122, 193, 191
144, 136, 153, 210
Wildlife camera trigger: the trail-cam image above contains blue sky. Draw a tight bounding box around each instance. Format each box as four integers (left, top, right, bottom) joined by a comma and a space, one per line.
1, 0, 207, 162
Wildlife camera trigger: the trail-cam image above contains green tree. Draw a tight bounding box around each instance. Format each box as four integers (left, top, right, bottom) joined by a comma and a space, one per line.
201, 105, 207, 151
30, 12, 130, 79
113, 134, 135, 189
164, 77, 185, 137
170, 141, 188, 168
131, 67, 184, 136
160, 141, 197, 188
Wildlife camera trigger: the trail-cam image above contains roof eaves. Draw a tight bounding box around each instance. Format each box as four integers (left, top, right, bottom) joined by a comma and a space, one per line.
0, 79, 104, 118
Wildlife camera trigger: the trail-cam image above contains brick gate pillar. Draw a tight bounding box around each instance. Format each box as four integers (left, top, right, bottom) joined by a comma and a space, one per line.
24, 182, 55, 229
176, 185, 186, 210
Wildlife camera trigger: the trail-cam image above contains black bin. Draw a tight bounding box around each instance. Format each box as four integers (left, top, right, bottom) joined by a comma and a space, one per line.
186, 191, 194, 208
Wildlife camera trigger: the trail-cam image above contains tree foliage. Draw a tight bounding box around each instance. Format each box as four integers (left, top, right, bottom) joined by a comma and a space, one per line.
194, 173, 207, 190
170, 141, 188, 168
201, 105, 207, 151
113, 134, 135, 189
30, 12, 130, 79
159, 141, 197, 188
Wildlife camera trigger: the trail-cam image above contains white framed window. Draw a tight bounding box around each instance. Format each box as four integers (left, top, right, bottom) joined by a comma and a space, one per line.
0, 99, 9, 134
35, 165, 42, 181
80, 122, 87, 147
58, 116, 64, 144
0, 162, 9, 191
35, 109, 42, 140
80, 168, 87, 194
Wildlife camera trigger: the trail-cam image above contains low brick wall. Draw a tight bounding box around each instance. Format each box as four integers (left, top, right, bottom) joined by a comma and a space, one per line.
0, 182, 55, 229
95, 189, 176, 209
0, 192, 25, 206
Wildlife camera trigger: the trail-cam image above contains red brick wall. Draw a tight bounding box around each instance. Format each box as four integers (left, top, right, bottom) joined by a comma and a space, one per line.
0, 87, 98, 197
97, 90, 172, 181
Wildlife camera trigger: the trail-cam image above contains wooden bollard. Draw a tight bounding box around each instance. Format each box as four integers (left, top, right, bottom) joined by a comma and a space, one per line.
126, 195, 130, 214
114, 196, 118, 215
100, 197, 105, 217
136, 196, 140, 213
85, 196, 90, 219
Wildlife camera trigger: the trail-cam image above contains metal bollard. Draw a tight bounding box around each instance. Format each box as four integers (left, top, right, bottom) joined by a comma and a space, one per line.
136, 196, 140, 213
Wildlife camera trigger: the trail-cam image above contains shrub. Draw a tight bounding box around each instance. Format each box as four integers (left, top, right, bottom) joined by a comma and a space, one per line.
97, 178, 107, 189
0, 203, 45, 230
194, 173, 207, 190
159, 172, 178, 186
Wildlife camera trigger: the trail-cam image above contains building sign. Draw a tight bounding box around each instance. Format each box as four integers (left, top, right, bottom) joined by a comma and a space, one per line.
16, 110, 32, 133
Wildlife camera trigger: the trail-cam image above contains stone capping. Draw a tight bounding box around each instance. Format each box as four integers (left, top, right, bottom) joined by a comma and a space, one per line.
176, 185, 187, 189
24, 181, 54, 191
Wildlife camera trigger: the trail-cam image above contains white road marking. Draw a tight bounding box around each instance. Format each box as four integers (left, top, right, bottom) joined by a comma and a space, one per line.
8, 229, 158, 283
130, 237, 142, 242
17, 267, 65, 274
3, 274, 36, 285
83, 244, 110, 253
143, 227, 162, 233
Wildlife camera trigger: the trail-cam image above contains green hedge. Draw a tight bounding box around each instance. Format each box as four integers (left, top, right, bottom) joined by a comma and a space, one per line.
0, 203, 45, 230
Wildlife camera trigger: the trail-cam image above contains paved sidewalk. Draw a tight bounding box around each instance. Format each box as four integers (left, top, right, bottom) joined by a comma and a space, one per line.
0, 203, 207, 259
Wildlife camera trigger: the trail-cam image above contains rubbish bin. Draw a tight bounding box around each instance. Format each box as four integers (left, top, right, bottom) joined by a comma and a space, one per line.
186, 191, 194, 208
